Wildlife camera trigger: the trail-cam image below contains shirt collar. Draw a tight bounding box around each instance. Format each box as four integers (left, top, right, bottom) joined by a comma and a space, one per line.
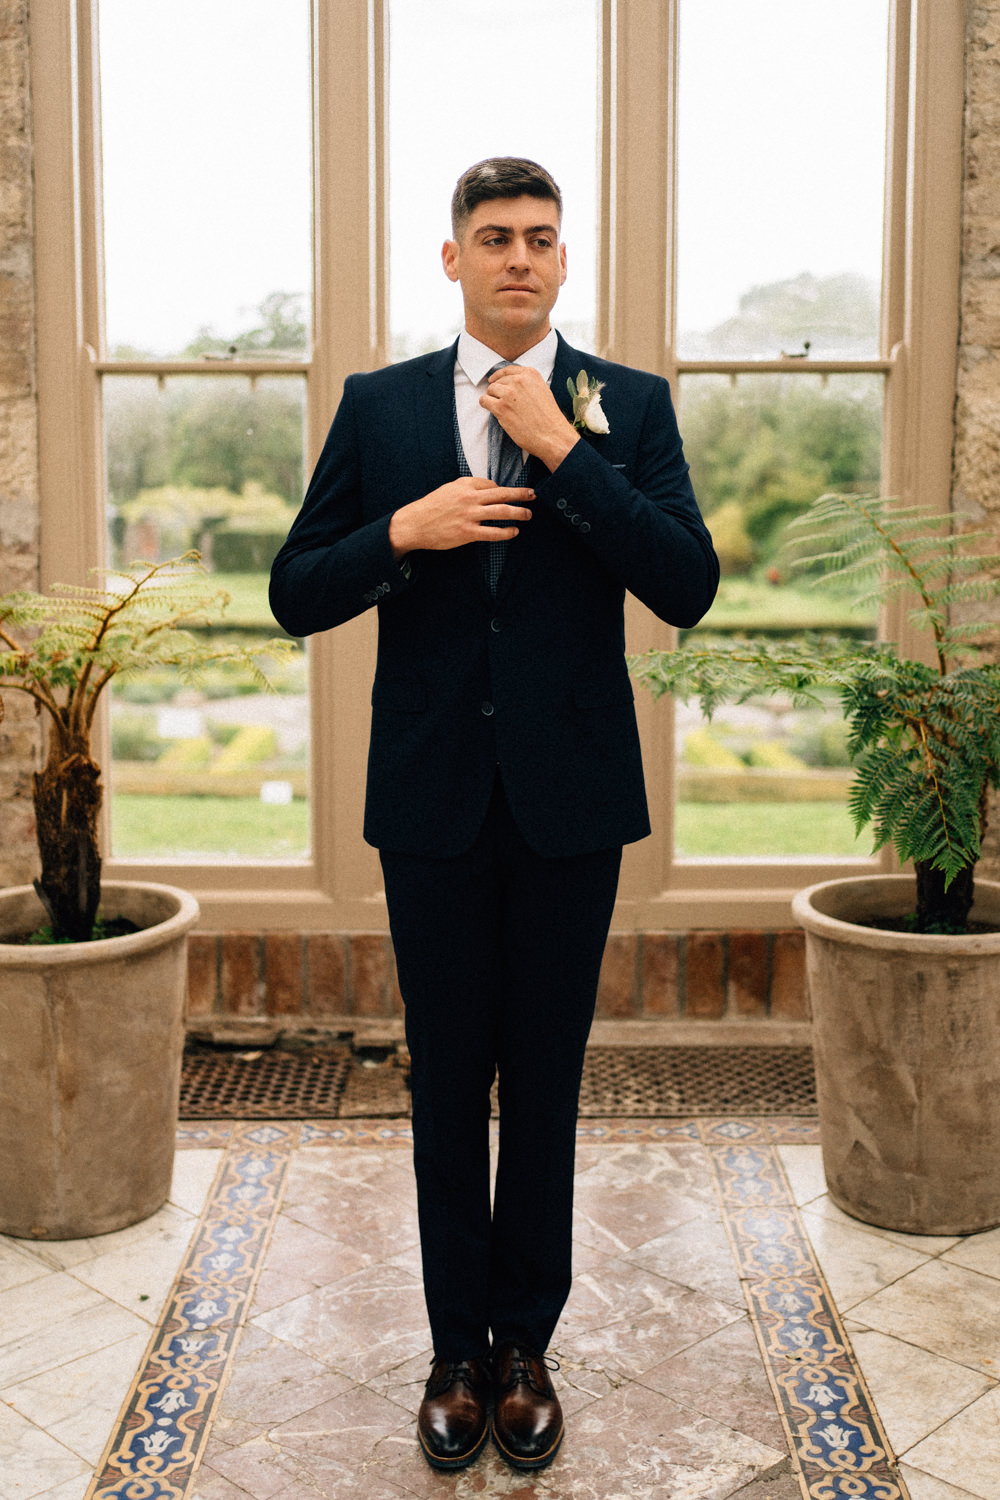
456, 327, 559, 386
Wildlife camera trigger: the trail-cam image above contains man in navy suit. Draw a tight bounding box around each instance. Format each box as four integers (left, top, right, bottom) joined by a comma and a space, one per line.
270, 157, 717, 1473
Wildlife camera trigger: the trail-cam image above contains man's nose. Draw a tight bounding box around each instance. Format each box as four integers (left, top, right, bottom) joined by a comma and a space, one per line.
506, 239, 530, 270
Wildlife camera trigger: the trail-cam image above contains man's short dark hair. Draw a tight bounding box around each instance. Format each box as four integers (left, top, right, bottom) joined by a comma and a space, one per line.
451, 157, 563, 238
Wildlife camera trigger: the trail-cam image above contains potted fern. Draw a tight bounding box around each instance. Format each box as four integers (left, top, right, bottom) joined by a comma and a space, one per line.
632, 493, 1000, 1234
0, 555, 289, 1238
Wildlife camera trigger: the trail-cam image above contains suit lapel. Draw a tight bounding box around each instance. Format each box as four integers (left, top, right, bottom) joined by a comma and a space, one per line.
411, 341, 461, 493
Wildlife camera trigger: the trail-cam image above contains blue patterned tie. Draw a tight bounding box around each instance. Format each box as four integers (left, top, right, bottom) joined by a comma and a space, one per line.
484, 361, 529, 594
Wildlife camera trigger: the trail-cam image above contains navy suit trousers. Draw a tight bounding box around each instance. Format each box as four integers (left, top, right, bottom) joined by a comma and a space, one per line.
379, 773, 622, 1360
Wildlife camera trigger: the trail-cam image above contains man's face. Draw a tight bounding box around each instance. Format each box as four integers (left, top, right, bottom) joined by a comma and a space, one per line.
442, 194, 567, 357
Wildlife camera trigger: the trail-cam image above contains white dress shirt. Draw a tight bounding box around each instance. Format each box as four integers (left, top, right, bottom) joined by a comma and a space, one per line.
453, 327, 559, 477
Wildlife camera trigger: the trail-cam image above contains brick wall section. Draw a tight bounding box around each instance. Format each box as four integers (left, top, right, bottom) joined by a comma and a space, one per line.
0, 0, 42, 888
186, 929, 808, 1024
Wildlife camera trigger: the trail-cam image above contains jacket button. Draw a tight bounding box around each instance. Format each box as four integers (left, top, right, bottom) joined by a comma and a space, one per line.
570, 513, 581, 525
556, 498, 568, 510
579, 522, 591, 533
490, 618, 502, 633
481, 701, 495, 716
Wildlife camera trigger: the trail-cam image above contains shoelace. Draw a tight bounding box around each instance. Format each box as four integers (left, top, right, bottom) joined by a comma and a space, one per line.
497, 1347, 560, 1396
426, 1359, 483, 1398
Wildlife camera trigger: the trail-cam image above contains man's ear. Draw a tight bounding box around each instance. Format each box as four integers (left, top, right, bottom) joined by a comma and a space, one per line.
442, 238, 460, 283
559, 243, 567, 287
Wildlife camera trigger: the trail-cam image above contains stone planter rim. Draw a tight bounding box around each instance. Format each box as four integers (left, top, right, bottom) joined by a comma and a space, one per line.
792, 874, 1000, 956
0, 881, 200, 967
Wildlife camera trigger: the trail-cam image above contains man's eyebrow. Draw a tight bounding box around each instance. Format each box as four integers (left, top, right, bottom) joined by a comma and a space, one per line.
473, 222, 560, 240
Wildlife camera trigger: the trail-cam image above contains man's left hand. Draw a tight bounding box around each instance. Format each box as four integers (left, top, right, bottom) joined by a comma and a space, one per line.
481, 365, 579, 473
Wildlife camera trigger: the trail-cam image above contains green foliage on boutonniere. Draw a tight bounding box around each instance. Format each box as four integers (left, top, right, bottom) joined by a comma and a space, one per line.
568, 369, 609, 435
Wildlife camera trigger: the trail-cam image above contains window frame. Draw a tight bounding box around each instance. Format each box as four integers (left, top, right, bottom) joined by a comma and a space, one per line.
30, 0, 964, 929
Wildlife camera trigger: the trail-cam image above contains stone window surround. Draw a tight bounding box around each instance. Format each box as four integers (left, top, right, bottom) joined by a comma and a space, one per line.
15, 0, 974, 935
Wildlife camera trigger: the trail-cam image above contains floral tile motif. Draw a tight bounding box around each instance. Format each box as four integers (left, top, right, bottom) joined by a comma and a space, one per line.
705, 1134, 913, 1500
86, 1112, 894, 1499
84, 1124, 299, 1500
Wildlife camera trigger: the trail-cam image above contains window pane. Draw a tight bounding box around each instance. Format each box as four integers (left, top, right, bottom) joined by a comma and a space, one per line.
676, 0, 890, 358
103, 375, 308, 860
387, 0, 599, 358
98, 0, 311, 357
675, 373, 883, 859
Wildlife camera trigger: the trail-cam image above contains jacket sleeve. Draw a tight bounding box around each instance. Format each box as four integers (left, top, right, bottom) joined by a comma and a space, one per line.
268, 376, 417, 638
533, 375, 718, 629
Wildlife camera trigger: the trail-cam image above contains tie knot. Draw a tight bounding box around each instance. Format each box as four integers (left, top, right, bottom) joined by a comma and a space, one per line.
487, 359, 514, 379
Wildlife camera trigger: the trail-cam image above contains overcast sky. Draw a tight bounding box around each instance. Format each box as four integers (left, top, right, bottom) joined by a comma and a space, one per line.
98, 0, 889, 358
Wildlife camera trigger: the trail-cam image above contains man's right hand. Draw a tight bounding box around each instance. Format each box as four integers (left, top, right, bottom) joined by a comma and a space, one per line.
388, 477, 534, 560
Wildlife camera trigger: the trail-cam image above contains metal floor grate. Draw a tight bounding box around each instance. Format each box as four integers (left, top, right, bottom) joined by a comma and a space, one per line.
576, 1046, 816, 1117
180, 1043, 816, 1119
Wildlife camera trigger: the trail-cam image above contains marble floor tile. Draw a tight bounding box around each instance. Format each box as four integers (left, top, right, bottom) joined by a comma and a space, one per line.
2, 1329, 150, 1465
68, 1212, 203, 1323
28, 1479, 97, 1500
898, 1463, 987, 1500
572, 1146, 718, 1258
638, 1314, 787, 1452
530, 1378, 787, 1500
623, 1209, 747, 1307
252, 1261, 429, 1383
0, 1402, 90, 1500
852, 1259, 1000, 1377
268, 1383, 423, 1498
169, 1148, 225, 1216
847, 1328, 995, 1456
0, 1268, 149, 1391
210, 1322, 355, 1431
15, 1199, 197, 1272
247, 1213, 370, 1316
802, 1193, 963, 1256
775, 1143, 827, 1206
275, 1151, 420, 1268
560, 1257, 743, 1380
0, 1236, 51, 1294
943, 1223, 1000, 1281
903, 1387, 1000, 1499
800, 1204, 929, 1309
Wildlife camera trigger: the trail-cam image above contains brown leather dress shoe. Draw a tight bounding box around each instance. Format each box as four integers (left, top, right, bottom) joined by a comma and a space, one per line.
417, 1357, 491, 1470
491, 1343, 564, 1470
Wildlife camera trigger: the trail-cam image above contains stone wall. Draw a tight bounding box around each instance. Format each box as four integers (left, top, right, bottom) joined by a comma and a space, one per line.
0, 0, 41, 888
957, 4, 1000, 880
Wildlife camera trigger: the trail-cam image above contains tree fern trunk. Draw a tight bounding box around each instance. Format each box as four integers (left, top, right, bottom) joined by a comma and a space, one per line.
32, 730, 103, 942
914, 859, 975, 934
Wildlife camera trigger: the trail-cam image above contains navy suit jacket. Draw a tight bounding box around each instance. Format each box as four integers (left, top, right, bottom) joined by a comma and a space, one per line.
269, 333, 718, 858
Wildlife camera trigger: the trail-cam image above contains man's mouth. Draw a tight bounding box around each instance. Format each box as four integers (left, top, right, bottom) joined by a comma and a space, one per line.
500, 284, 534, 293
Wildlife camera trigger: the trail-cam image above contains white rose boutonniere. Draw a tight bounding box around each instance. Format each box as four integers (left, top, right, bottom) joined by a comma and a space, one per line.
568, 369, 610, 435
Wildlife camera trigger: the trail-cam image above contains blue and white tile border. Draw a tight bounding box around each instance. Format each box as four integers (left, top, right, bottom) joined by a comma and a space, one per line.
85, 1116, 911, 1500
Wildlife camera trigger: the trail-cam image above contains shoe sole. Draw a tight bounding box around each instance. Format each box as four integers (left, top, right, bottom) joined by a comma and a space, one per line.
418, 1420, 489, 1471
492, 1420, 565, 1471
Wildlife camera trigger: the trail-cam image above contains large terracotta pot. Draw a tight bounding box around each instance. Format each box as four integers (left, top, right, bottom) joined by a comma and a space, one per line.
0, 881, 199, 1239
793, 875, 1000, 1236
